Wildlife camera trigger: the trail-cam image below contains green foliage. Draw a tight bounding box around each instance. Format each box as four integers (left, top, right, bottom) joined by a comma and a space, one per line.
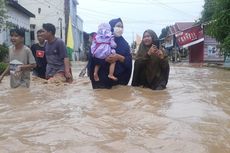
201, 0, 230, 55
200, 0, 217, 23
0, 62, 7, 74
159, 26, 169, 39
0, 44, 8, 62
0, 0, 7, 28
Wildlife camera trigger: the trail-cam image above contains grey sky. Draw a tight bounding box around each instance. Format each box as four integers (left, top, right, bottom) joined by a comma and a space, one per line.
77, 0, 204, 44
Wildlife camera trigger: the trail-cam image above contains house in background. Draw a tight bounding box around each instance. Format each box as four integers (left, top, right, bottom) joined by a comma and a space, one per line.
176, 24, 224, 63
0, 0, 35, 46
164, 22, 195, 61
203, 27, 224, 63
69, 0, 83, 60
164, 22, 224, 63
18, 0, 66, 44
18, 0, 84, 61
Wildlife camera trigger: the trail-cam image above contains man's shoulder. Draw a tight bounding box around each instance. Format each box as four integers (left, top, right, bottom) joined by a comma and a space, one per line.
56, 38, 65, 44
23, 45, 32, 53
31, 43, 38, 48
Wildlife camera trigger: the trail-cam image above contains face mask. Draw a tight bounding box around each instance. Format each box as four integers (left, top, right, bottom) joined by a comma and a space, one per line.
113, 27, 123, 37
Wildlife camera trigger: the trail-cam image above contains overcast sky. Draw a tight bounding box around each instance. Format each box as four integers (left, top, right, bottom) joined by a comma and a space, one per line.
77, 0, 204, 44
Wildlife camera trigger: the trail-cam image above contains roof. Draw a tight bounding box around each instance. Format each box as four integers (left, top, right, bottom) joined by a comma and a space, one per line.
7, 0, 35, 17
169, 22, 195, 35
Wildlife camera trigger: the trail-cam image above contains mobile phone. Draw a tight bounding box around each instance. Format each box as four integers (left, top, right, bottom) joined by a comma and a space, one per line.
155, 40, 160, 49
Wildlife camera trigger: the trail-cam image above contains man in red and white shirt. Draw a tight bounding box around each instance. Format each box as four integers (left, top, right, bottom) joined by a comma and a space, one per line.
31, 29, 47, 79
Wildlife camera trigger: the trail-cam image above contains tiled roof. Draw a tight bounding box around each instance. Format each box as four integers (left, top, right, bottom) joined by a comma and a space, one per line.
169, 22, 195, 35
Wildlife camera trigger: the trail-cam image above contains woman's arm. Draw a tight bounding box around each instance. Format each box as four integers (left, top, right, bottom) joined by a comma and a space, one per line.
105, 53, 124, 63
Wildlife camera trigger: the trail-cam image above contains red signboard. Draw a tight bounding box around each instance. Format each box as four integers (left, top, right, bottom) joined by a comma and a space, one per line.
176, 25, 203, 47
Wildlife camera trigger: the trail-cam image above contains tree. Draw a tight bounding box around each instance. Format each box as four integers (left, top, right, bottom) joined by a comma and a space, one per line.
200, 0, 216, 23
159, 26, 169, 39
201, 0, 230, 55
0, 0, 7, 28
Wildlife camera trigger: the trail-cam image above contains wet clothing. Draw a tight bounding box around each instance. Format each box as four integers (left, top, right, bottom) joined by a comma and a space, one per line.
88, 18, 132, 89
31, 43, 47, 79
9, 46, 36, 88
91, 23, 116, 59
45, 38, 68, 78
132, 55, 169, 90
131, 30, 170, 90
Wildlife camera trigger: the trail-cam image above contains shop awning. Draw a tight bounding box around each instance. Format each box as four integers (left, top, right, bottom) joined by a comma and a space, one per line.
176, 25, 203, 48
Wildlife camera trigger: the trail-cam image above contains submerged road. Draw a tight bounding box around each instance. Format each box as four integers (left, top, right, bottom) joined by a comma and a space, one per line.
0, 62, 230, 153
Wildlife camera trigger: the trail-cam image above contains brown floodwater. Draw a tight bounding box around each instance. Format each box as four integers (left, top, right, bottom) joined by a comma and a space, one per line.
0, 62, 230, 153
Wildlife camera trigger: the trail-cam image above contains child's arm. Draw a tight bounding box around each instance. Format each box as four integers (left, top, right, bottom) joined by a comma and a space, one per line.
0, 65, 10, 83
20, 48, 37, 71
19, 63, 36, 71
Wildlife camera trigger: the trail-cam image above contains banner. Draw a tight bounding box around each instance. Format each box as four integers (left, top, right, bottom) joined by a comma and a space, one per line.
67, 16, 74, 61
176, 25, 203, 48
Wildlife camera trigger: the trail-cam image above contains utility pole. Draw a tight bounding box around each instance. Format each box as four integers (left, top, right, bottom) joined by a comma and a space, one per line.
58, 17, 63, 39
64, 0, 70, 44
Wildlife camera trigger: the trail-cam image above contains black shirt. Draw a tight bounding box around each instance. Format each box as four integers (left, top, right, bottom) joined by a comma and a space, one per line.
31, 43, 47, 78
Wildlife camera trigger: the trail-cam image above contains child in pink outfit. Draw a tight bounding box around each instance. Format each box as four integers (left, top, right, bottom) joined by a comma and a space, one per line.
91, 23, 117, 81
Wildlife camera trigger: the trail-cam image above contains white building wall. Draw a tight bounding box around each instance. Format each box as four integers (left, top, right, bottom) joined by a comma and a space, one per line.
7, 6, 30, 29
18, 0, 66, 42
203, 35, 224, 62
0, 5, 31, 46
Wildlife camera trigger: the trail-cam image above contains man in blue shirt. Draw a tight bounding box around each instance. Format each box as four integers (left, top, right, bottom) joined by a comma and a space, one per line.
42, 23, 72, 83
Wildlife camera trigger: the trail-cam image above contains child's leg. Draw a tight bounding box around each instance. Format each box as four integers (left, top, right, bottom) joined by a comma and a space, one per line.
108, 62, 117, 81
94, 65, 100, 81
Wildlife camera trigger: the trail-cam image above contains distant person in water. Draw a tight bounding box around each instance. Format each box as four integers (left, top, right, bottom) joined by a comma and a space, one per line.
91, 23, 117, 81
79, 32, 96, 77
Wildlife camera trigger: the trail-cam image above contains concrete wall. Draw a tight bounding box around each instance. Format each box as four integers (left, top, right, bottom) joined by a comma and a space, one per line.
0, 5, 31, 46
69, 0, 84, 61
203, 35, 224, 62
18, 0, 66, 43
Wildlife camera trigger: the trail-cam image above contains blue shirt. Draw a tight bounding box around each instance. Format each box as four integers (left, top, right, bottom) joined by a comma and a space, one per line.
45, 38, 67, 77
88, 36, 132, 89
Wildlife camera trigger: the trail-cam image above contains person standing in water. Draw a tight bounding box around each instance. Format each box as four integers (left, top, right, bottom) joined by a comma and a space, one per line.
0, 28, 36, 88
42, 23, 72, 83
31, 29, 47, 79
88, 18, 132, 89
132, 29, 170, 90
91, 23, 117, 81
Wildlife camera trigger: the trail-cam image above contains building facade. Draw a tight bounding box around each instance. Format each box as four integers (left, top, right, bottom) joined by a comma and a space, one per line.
69, 0, 83, 60
164, 22, 224, 63
0, 0, 35, 46
18, 0, 66, 44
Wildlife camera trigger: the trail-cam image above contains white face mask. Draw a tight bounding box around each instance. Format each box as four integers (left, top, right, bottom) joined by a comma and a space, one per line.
113, 27, 123, 37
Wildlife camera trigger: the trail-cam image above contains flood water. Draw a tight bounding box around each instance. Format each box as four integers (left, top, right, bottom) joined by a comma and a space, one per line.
0, 62, 230, 153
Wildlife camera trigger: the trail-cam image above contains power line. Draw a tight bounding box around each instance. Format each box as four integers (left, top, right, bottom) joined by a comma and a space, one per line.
96, 0, 202, 5
78, 7, 120, 18
79, 7, 193, 24
148, 0, 196, 19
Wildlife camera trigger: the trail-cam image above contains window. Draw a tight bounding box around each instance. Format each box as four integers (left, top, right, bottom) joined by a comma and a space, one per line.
38, 8, 41, 14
